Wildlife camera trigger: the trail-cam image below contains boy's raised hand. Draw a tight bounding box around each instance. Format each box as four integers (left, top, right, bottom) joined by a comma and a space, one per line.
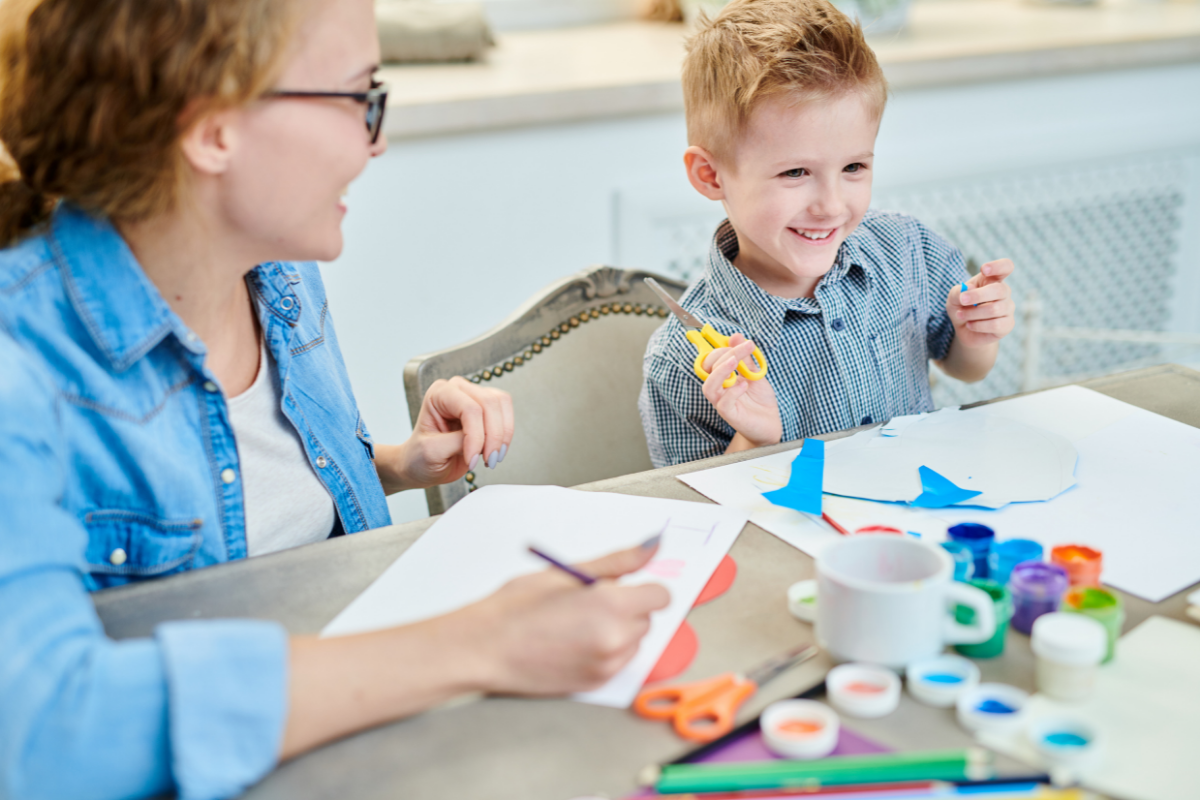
700, 333, 782, 450
949, 258, 1016, 348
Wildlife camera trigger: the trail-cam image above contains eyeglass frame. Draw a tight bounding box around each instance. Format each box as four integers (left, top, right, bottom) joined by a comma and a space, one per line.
264, 81, 389, 144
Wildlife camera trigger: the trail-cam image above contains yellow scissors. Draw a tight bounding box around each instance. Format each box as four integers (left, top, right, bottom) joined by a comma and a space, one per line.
634, 643, 818, 742
645, 278, 768, 389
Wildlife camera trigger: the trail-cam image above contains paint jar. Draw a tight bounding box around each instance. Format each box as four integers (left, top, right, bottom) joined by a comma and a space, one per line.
1031, 612, 1106, 702
1062, 586, 1124, 663
760, 699, 840, 760
941, 541, 975, 582
853, 525, 903, 536
826, 663, 901, 719
905, 655, 980, 707
1050, 544, 1103, 587
956, 683, 1029, 735
947, 523, 995, 580
787, 580, 818, 622
1009, 561, 1068, 634
954, 579, 1013, 659
988, 539, 1044, 587
1028, 716, 1101, 771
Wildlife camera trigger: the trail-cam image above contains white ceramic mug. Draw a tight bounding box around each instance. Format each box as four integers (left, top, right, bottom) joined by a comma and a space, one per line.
815, 535, 996, 668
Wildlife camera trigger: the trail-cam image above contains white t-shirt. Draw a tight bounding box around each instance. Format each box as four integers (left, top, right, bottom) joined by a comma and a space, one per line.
228, 343, 337, 556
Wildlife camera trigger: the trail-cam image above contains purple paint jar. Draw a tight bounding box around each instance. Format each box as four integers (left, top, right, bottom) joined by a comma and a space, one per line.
1010, 561, 1069, 634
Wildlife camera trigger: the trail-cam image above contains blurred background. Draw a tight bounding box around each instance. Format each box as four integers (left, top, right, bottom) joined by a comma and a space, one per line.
324, 0, 1200, 524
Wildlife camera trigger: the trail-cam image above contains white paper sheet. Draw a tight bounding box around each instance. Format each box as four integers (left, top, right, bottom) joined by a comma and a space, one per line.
978, 616, 1200, 800
680, 386, 1200, 602
824, 408, 1078, 509
321, 485, 749, 708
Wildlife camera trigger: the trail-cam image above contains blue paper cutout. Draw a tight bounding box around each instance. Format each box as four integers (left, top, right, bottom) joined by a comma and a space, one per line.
911, 465, 982, 508
764, 439, 824, 515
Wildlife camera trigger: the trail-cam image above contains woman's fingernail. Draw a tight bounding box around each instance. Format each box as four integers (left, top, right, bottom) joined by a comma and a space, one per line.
499, 443, 508, 463
640, 534, 662, 550
487, 450, 499, 470
469, 453, 480, 471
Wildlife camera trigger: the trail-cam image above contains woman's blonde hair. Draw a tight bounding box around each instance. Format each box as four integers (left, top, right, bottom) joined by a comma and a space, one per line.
683, 0, 888, 161
0, 0, 305, 247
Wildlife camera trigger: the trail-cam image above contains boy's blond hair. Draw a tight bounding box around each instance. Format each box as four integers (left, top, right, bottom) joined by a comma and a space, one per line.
683, 0, 887, 161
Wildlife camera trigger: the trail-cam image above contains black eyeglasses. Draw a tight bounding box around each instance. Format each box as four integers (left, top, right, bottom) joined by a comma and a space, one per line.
265, 81, 389, 143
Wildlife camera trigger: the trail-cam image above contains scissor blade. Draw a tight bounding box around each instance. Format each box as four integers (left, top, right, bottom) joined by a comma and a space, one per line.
644, 277, 705, 331
746, 643, 820, 687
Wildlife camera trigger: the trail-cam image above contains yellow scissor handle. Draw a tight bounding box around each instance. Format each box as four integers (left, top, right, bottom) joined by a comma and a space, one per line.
687, 324, 768, 389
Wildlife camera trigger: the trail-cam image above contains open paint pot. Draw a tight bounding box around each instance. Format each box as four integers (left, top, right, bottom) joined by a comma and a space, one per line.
1028, 716, 1101, 770
906, 655, 980, 708
956, 683, 1029, 735
826, 663, 901, 719
760, 699, 840, 760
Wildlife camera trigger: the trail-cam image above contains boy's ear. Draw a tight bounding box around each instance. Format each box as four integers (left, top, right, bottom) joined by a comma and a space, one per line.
179, 105, 239, 177
684, 146, 726, 201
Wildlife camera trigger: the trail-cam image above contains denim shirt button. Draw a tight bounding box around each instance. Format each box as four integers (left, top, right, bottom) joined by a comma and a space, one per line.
109, 548, 127, 566
203, 381, 219, 393
315, 456, 328, 469
281, 297, 295, 311
221, 468, 237, 484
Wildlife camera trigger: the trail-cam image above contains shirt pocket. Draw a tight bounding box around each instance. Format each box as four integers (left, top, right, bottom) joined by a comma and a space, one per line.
868, 306, 929, 416
83, 510, 203, 589
355, 413, 375, 461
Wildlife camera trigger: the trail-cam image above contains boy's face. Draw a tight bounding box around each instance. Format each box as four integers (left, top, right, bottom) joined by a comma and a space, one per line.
707, 92, 879, 297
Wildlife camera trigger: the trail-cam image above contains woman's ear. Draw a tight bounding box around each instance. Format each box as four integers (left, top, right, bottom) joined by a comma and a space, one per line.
683, 146, 726, 201
179, 106, 238, 177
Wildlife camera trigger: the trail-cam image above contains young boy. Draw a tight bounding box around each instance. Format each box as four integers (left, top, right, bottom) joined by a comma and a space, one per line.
639, 0, 1016, 467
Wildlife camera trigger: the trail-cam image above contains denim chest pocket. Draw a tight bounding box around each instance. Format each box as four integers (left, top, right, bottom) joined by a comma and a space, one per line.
83, 510, 203, 588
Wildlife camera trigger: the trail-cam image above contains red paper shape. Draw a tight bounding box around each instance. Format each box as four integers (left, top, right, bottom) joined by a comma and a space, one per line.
644, 619, 699, 684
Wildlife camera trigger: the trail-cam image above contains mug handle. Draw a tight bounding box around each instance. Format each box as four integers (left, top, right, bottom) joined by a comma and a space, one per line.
942, 582, 996, 645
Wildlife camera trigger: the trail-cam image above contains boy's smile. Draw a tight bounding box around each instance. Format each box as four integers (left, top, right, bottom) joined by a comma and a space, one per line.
685, 92, 880, 298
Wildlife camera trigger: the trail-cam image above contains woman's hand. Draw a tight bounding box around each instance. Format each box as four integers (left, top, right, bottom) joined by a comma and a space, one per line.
699, 333, 782, 453
375, 376, 514, 493
470, 539, 671, 695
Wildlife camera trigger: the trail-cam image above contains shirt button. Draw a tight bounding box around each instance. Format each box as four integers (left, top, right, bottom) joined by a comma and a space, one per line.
109, 548, 127, 566
221, 468, 237, 484
203, 381, 219, 393
831, 318, 846, 331
280, 297, 295, 310
315, 456, 328, 468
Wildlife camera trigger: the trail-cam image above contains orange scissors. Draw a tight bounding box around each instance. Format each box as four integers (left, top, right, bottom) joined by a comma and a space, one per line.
645, 277, 768, 389
634, 643, 818, 742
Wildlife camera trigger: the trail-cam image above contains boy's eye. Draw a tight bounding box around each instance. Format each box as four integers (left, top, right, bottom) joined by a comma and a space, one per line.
781, 168, 806, 178
844, 162, 864, 173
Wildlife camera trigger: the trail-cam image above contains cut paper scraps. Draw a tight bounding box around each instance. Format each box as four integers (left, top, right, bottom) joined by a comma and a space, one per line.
763, 438, 824, 515
912, 466, 982, 508
320, 484, 749, 708
824, 408, 1078, 509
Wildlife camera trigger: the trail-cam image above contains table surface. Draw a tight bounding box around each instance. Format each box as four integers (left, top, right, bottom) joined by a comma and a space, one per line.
93, 363, 1200, 800
378, 0, 1200, 139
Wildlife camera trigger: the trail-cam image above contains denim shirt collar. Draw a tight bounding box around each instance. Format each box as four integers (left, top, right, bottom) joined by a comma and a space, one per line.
51, 203, 302, 372
704, 219, 873, 350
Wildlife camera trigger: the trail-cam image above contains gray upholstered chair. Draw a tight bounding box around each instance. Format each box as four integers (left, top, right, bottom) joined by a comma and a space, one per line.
404, 266, 687, 515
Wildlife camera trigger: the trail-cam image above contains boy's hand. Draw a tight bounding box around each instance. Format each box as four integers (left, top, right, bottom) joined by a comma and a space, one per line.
949, 258, 1016, 348
700, 333, 782, 450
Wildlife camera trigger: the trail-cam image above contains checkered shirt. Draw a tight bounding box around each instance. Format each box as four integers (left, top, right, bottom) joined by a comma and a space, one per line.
639, 210, 968, 468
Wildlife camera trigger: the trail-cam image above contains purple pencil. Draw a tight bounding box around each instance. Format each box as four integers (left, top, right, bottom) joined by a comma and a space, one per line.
528, 546, 597, 585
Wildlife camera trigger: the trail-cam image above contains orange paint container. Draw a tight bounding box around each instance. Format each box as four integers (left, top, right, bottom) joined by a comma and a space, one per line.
1050, 544, 1103, 587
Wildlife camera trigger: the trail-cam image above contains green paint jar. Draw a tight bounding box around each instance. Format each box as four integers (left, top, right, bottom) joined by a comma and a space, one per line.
954, 579, 1012, 659
1062, 586, 1124, 663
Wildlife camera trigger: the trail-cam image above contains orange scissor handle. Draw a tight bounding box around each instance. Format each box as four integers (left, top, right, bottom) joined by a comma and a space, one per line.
687, 325, 768, 389
633, 673, 757, 742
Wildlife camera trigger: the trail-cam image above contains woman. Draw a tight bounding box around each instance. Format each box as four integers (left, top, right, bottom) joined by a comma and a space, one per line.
0, 1, 670, 798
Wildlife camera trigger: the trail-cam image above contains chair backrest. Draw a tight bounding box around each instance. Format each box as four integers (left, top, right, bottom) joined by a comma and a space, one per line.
404, 266, 687, 515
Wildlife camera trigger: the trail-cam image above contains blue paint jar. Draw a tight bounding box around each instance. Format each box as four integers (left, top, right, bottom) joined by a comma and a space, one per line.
988, 539, 1044, 586
941, 541, 975, 582
947, 523, 995, 580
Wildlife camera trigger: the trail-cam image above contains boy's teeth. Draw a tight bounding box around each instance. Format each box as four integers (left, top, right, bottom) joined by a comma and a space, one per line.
800, 229, 832, 240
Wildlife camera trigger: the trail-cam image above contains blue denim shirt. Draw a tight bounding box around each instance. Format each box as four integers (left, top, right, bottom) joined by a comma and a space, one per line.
0, 204, 392, 799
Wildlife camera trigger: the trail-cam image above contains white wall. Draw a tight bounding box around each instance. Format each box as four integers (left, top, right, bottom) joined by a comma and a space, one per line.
322, 62, 1200, 525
